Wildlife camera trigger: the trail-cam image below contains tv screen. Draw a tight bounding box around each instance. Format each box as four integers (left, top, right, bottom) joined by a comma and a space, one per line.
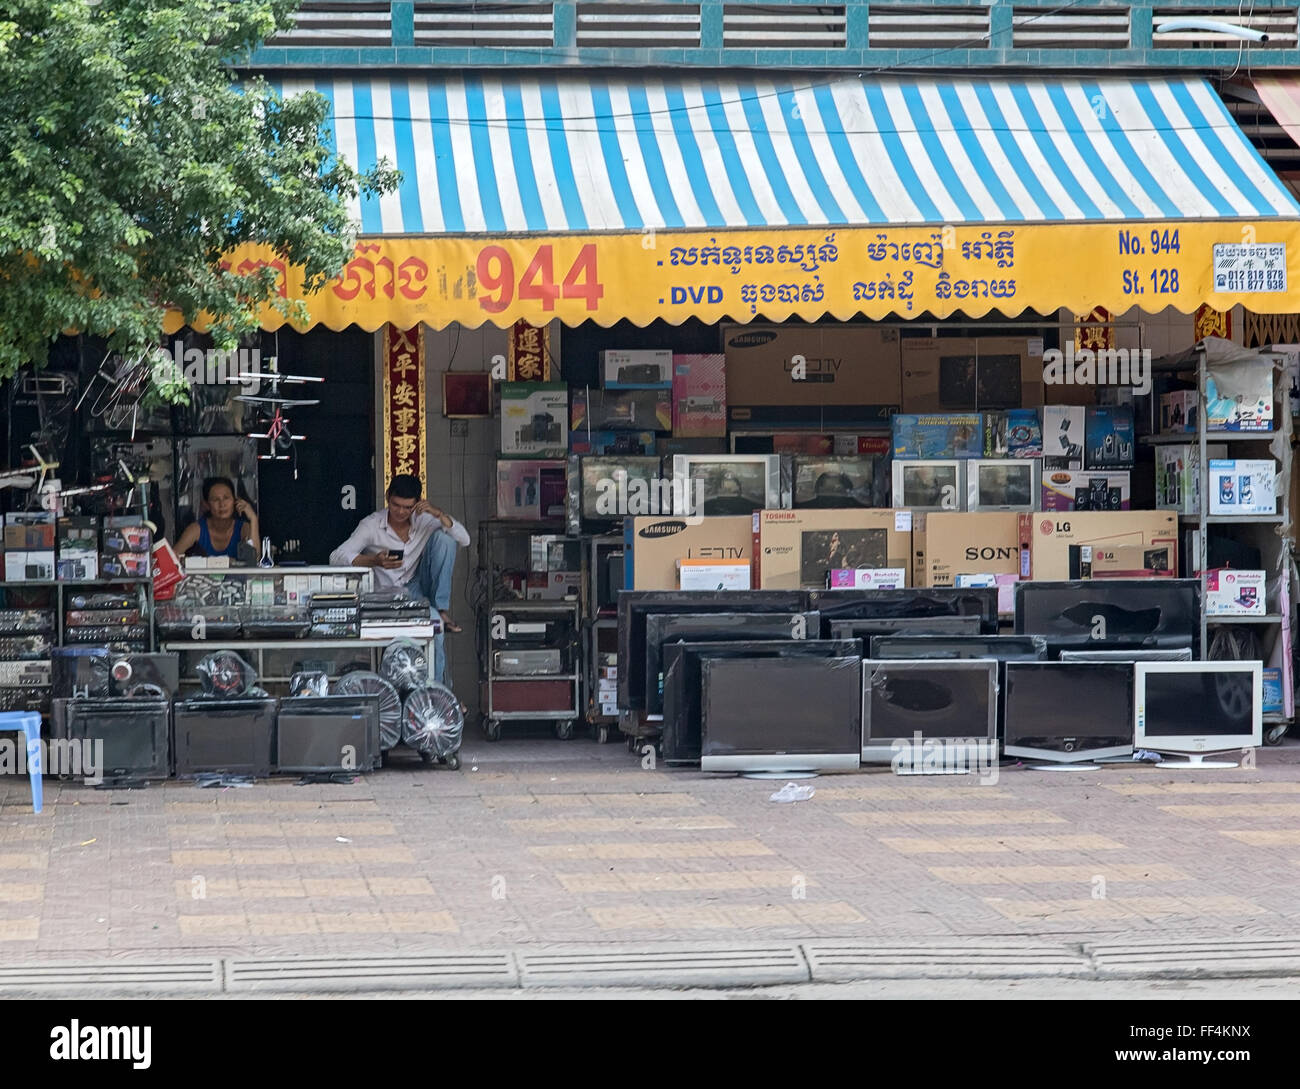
661, 638, 862, 765
643, 610, 817, 715
892, 460, 964, 511
1014, 579, 1200, 654
1003, 662, 1134, 759
1137, 663, 1261, 742
580, 456, 664, 519
277, 695, 380, 772
700, 655, 862, 770
1058, 648, 1192, 662
617, 591, 810, 709
672, 454, 780, 516
808, 587, 998, 637
174, 698, 277, 777
967, 459, 1038, 512
793, 456, 888, 509
65, 698, 169, 779
827, 616, 983, 640
861, 660, 997, 760
868, 635, 1047, 660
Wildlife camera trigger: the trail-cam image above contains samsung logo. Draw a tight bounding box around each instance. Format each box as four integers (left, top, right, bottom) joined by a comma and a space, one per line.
727, 331, 778, 348
638, 520, 687, 539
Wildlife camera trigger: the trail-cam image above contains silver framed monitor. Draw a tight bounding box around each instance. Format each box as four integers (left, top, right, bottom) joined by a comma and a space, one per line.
1002, 662, 1135, 766
966, 459, 1040, 512
891, 460, 965, 512
1135, 661, 1262, 768
671, 454, 782, 516
861, 659, 998, 768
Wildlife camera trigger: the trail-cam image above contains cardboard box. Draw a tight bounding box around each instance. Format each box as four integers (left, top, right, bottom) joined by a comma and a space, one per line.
1159, 390, 1198, 433
1264, 667, 1283, 714
101, 521, 152, 555
891, 414, 984, 459
1209, 459, 1277, 515
500, 382, 568, 458
1020, 511, 1179, 582
100, 552, 150, 579
911, 512, 1021, 588
571, 388, 672, 432
1071, 544, 1175, 579
677, 559, 751, 591
496, 460, 568, 519
722, 324, 901, 409
900, 336, 1042, 412
3, 512, 55, 551
954, 572, 1020, 615
1041, 406, 1084, 466
602, 349, 673, 389
755, 509, 911, 589
5, 551, 55, 581
525, 571, 581, 600
827, 567, 908, 589
625, 515, 752, 591
982, 409, 1042, 458
1204, 568, 1266, 616
1206, 356, 1274, 431
56, 554, 99, 581
656, 436, 728, 456
1041, 470, 1131, 512
1155, 443, 1227, 515
57, 516, 100, 552
569, 430, 655, 456
672, 354, 726, 437
1084, 406, 1135, 468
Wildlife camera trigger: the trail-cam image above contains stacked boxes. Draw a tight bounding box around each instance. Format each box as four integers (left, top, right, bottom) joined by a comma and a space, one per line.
101, 516, 152, 580
3, 512, 55, 581
597, 652, 618, 718
57, 515, 100, 581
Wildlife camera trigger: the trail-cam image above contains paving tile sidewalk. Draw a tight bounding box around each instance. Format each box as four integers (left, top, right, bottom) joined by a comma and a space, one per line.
3, 736, 1300, 961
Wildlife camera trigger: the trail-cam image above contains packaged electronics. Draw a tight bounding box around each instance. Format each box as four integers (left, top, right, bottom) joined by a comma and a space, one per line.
500, 382, 568, 458
3, 511, 54, 550
671, 353, 726, 437
4, 551, 55, 581
1205, 356, 1273, 431
966, 459, 1039, 512
602, 349, 673, 389
1040, 470, 1131, 512
1159, 390, 1198, 433
891, 414, 984, 460
399, 684, 464, 759
571, 388, 672, 433
99, 553, 150, 579
1208, 460, 1277, 515
496, 459, 567, 519
982, 409, 1042, 458
1041, 406, 1084, 468
911, 512, 1020, 588
1204, 568, 1267, 616
333, 671, 404, 751
826, 568, 907, 590
1084, 406, 1135, 468
677, 559, 751, 591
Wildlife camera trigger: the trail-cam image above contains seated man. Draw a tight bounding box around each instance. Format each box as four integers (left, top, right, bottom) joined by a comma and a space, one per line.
330, 474, 470, 634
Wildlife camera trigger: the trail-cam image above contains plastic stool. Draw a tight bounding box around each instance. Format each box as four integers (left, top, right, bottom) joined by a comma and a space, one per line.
0, 712, 42, 814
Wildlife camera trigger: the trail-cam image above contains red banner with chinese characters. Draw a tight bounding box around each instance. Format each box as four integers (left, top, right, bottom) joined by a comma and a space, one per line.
507, 320, 552, 381
1074, 306, 1115, 352
382, 325, 426, 494
1194, 303, 1232, 342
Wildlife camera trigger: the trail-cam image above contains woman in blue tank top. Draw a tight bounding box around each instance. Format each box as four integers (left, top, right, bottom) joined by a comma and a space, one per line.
175, 477, 261, 560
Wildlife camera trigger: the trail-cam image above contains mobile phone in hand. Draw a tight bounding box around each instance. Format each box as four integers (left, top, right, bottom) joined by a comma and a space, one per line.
388, 549, 405, 560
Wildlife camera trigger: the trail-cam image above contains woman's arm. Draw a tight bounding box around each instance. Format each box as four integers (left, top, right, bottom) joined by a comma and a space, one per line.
236, 499, 261, 555
175, 521, 201, 556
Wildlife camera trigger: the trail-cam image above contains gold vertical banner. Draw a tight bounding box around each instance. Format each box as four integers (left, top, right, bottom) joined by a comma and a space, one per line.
1074, 306, 1115, 352
507, 320, 552, 380
381, 324, 426, 495
1194, 303, 1232, 342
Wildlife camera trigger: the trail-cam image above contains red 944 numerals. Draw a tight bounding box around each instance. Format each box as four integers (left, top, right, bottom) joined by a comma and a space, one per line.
476, 244, 604, 314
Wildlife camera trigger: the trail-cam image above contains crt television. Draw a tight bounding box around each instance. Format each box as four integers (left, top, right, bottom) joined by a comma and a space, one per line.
965, 459, 1040, 512
661, 638, 862, 765
1135, 661, 1262, 767
793, 455, 888, 509
1014, 579, 1200, 654
578, 456, 665, 522
1003, 662, 1135, 764
861, 659, 998, 765
892, 460, 965, 512
700, 655, 862, 773
616, 590, 808, 709
671, 454, 782, 516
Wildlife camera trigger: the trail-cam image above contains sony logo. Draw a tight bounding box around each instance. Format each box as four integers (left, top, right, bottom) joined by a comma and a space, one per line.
964, 546, 1016, 561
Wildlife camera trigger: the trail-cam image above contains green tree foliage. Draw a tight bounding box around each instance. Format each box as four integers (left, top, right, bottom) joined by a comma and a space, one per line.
0, 0, 398, 398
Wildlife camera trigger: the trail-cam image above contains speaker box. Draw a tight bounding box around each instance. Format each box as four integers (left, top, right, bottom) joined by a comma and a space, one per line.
109, 653, 181, 698
173, 698, 277, 778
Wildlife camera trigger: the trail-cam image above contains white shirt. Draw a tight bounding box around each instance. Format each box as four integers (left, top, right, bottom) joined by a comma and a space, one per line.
330, 509, 470, 592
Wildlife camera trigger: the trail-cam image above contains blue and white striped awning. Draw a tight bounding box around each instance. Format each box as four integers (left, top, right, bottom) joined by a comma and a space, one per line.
270, 74, 1300, 235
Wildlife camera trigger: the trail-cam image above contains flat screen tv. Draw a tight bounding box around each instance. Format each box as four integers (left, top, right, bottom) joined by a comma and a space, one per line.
861, 659, 998, 766
966, 459, 1040, 512
661, 638, 862, 765
891, 459, 965, 511
643, 610, 817, 715
1014, 579, 1200, 655
827, 615, 983, 640
1058, 648, 1193, 662
671, 454, 781, 516
617, 590, 809, 709
808, 586, 998, 637
276, 695, 381, 773
868, 635, 1048, 660
793, 456, 888, 509
700, 655, 862, 773
173, 698, 277, 778
1003, 662, 1135, 765
1135, 661, 1262, 767
64, 697, 170, 781
578, 456, 665, 522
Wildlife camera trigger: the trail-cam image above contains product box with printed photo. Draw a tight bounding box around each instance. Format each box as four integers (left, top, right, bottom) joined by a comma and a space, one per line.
602, 349, 673, 390
1204, 568, 1267, 616
1208, 460, 1277, 515
755, 508, 912, 589
500, 383, 568, 458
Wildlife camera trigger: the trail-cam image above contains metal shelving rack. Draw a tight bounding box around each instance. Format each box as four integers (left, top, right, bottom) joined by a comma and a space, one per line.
581, 532, 623, 743
1154, 343, 1292, 740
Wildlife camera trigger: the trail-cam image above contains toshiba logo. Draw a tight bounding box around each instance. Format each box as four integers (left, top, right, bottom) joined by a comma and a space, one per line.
764, 512, 798, 522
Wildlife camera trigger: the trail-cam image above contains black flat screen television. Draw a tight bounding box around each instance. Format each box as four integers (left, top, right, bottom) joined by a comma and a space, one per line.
65, 697, 170, 781
1014, 579, 1200, 654
807, 587, 998, 638
1003, 662, 1134, 763
868, 634, 1048, 660
827, 615, 982, 640
661, 638, 862, 765
277, 695, 381, 773
617, 590, 808, 709
173, 698, 277, 778
643, 610, 818, 715
860, 659, 998, 763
